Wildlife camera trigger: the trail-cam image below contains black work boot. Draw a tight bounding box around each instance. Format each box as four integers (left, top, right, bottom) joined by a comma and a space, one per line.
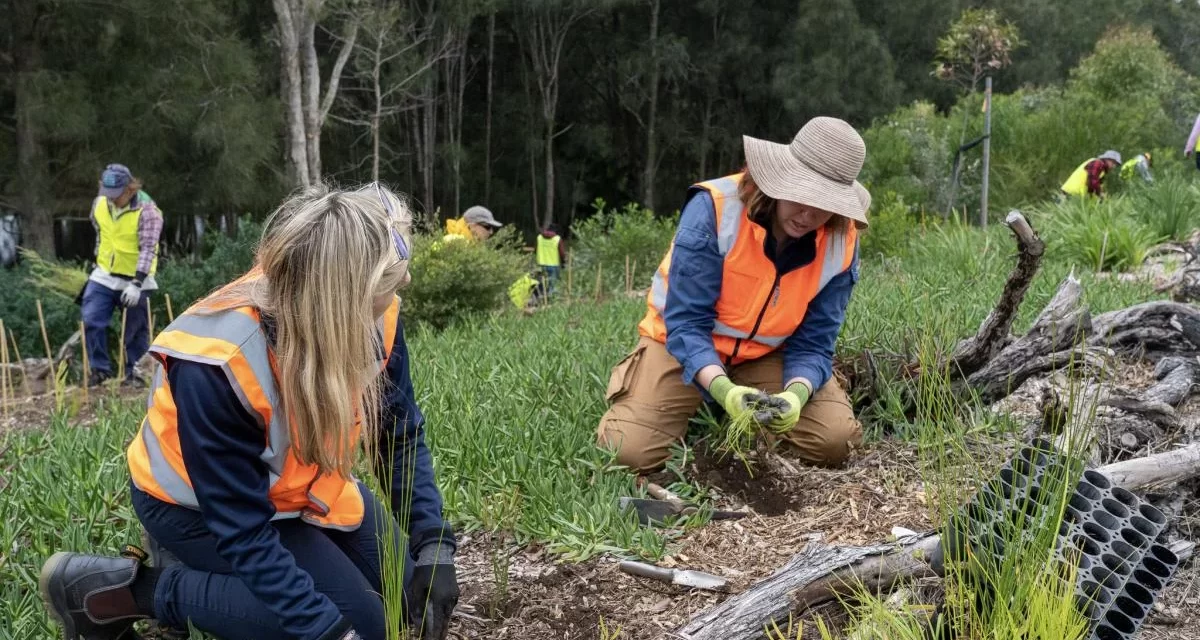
39, 552, 151, 640
138, 529, 179, 572
133, 533, 187, 640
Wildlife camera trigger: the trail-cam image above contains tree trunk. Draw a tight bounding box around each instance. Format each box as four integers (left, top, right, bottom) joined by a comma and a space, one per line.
13, 1, 53, 256
484, 11, 496, 203
371, 34, 383, 182
300, 9, 322, 184
543, 115, 555, 228
641, 0, 661, 212
454, 40, 467, 216
273, 0, 310, 187
699, 92, 713, 178
421, 70, 437, 215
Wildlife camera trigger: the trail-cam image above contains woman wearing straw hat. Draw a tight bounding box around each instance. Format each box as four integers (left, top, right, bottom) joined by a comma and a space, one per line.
597, 117, 869, 472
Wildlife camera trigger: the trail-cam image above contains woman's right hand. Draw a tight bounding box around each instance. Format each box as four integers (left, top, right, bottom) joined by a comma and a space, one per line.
708, 375, 767, 422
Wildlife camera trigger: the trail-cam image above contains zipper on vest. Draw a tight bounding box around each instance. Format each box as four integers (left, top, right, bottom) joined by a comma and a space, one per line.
725, 270, 781, 365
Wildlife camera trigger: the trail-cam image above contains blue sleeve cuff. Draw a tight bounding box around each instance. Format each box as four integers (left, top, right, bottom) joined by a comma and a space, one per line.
783, 361, 829, 392
678, 350, 723, 390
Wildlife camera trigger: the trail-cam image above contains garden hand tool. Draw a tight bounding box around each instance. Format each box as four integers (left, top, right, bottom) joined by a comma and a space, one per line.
618, 561, 728, 591
617, 496, 748, 526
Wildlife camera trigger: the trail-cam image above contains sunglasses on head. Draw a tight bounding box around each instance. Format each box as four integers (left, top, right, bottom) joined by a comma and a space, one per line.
373, 182, 410, 260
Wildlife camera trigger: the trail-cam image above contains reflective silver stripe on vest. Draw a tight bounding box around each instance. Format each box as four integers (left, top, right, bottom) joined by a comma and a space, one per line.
710, 176, 744, 256
135, 367, 200, 506
648, 271, 668, 313
712, 321, 750, 340
817, 227, 852, 291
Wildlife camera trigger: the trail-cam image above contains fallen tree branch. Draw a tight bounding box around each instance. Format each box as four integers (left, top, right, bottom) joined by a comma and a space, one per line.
948, 211, 1045, 377
676, 446, 1200, 640
967, 343, 1109, 406
676, 535, 937, 640
1089, 301, 1200, 358
1145, 357, 1200, 408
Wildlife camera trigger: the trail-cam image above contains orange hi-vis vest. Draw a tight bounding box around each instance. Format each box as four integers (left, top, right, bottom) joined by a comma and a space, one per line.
127, 284, 401, 531
637, 173, 858, 366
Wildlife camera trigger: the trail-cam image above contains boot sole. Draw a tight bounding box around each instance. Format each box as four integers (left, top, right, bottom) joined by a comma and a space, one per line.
39, 551, 78, 639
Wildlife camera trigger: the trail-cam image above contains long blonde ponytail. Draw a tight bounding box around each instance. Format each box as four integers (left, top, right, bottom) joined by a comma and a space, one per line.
201, 183, 412, 477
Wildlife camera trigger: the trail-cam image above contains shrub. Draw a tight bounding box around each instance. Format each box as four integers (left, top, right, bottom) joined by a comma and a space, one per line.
861, 102, 955, 210
402, 227, 529, 330
1126, 174, 1200, 241
569, 198, 678, 293
859, 191, 922, 258
864, 27, 1197, 215
1034, 196, 1164, 272
0, 262, 85, 359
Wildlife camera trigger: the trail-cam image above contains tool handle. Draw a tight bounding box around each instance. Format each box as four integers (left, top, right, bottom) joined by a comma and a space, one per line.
618, 561, 675, 583
645, 482, 685, 507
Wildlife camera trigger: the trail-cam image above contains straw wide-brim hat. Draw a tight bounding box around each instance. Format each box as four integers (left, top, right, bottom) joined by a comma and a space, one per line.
743, 116, 870, 227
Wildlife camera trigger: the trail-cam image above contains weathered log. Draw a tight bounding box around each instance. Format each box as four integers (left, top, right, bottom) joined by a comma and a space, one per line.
1099, 395, 1180, 431
1145, 357, 1200, 407
676, 534, 939, 640
1089, 301, 1200, 357
948, 211, 1045, 377
1099, 442, 1200, 489
967, 344, 1109, 406
676, 447, 1200, 640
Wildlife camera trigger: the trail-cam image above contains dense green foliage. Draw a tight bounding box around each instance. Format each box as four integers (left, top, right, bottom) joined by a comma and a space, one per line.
402, 228, 530, 330
865, 26, 1200, 219
3, 0, 1199, 257
568, 199, 677, 294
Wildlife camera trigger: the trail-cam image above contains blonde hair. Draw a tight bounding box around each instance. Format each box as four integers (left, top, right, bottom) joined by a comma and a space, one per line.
202, 183, 412, 477
736, 167, 850, 233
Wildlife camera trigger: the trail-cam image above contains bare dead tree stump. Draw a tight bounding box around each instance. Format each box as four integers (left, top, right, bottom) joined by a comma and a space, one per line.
947, 211, 1045, 376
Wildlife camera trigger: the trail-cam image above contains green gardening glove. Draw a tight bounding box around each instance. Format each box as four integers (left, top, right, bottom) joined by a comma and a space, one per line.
765, 382, 812, 433
709, 375, 770, 423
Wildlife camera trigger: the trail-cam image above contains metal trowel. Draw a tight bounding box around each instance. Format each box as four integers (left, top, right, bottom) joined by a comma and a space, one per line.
617, 496, 748, 525
618, 561, 728, 591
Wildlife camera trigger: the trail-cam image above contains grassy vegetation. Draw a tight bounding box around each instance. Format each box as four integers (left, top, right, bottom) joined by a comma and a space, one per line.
0, 206, 1175, 638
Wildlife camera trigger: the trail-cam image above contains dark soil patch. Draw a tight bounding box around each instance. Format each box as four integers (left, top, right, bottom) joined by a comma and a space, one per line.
684, 445, 803, 516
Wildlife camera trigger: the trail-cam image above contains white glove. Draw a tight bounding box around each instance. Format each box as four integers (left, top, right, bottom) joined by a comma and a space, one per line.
120, 281, 142, 308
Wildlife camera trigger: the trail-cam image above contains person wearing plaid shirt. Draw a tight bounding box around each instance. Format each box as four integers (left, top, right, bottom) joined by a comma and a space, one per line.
81, 163, 164, 388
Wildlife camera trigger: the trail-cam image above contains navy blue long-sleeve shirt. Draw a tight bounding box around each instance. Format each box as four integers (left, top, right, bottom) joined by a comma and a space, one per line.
171, 313, 451, 639
663, 190, 859, 392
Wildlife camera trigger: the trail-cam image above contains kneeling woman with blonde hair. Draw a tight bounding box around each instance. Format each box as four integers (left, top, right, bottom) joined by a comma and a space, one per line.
39, 184, 458, 640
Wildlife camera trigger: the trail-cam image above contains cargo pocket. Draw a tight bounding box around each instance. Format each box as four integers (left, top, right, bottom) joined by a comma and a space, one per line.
605, 343, 647, 404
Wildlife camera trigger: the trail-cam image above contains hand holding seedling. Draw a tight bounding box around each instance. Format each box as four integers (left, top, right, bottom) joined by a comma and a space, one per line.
708, 376, 771, 424
764, 383, 810, 433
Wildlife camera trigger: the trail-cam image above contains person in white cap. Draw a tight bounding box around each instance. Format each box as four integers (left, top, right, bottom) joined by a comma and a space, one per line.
597, 116, 870, 473
1060, 150, 1122, 199
443, 205, 503, 243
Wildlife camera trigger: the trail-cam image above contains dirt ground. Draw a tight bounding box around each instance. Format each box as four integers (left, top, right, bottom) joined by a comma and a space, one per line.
10, 362, 1199, 639
447, 441, 1200, 639
449, 438, 937, 640
448, 358, 1200, 640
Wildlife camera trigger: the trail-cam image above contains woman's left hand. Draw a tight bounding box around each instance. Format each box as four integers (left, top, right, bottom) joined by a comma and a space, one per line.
766, 383, 811, 433
408, 561, 459, 639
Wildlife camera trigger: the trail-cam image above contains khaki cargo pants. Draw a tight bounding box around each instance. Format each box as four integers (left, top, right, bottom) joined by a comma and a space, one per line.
596, 337, 863, 472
